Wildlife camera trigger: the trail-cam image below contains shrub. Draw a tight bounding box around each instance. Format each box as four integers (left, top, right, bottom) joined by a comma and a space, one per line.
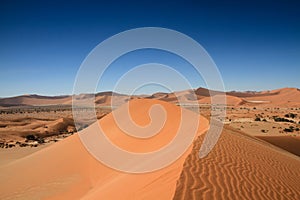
26, 135, 36, 141
273, 116, 294, 123
284, 113, 297, 118
283, 128, 294, 133
37, 137, 45, 144
255, 117, 261, 121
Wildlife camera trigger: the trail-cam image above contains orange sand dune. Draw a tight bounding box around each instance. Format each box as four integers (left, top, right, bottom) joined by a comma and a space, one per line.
34, 117, 75, 134
0, 92, 131, 107
0, 99, 208, 199
152, 89, 205, 104
94, 94, 130, 106
174, 126, 300, 200
0, 95, 71, 106
241, 88, 300, 107
0, 117, 75, 139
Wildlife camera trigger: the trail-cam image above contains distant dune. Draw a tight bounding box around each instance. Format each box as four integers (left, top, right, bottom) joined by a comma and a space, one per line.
241, 88, 300, 107
0, 94, 71, 106
1, 87, 299, 107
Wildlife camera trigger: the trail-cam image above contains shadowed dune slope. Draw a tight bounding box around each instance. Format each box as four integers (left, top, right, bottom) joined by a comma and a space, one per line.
174, 126, 300, 200
0, 99, 209, 200
257, 136, 300, 157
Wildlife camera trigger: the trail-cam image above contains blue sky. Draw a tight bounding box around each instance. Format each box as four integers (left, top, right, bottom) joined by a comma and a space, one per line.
0, 0, 299, 97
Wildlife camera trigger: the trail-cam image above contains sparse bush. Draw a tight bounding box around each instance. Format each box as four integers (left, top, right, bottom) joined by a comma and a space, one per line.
283, 128, 294, 133
37, 137, 45, 144
284, 113, 297, 118
262, 119, 267, 122
25, 135, 36, 141
255, 117, 261, 121
273, 116, 294, 123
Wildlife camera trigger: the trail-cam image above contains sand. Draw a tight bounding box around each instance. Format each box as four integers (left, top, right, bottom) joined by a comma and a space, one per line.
174, 126, 300, 200
0, 90, 300, 199
0, 99, 209, 199
241, 88, 300, 107
257, 135, 300, 157
199, 95, 243, 106
0, 144, 51, 166
1, 87, 299, 108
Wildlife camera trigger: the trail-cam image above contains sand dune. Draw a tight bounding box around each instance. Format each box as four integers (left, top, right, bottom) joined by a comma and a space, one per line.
1, 87, 299, 107
174, 126, 300, 200
240, 88, 300, 107
1, 90, 300, 199
0, 94, 71, 106
0, 117, 75, 140
0, 99, 208, 199
0, 92, 131, 107
94, 95, 130, 106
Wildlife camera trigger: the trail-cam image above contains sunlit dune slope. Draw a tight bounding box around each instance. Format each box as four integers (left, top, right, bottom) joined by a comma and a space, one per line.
0, 99, 208, 200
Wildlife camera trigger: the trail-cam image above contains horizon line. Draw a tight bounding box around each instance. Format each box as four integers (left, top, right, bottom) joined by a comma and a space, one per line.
1, 86, 299, 99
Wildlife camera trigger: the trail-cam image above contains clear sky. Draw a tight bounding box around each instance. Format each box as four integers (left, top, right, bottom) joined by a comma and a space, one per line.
0, 0, 299, 97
